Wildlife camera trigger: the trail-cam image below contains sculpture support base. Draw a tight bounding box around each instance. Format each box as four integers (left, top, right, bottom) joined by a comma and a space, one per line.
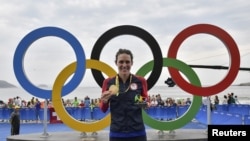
7, 129, 207, 141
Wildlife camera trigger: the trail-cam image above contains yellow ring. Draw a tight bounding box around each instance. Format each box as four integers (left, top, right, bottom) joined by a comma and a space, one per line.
52, 59, 116, 132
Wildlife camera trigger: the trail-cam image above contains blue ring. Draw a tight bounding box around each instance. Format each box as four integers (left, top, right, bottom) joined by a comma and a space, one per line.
13, 27, 86, 99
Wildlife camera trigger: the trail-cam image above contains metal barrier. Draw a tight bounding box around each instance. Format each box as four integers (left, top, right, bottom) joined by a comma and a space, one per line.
1, 104, 249, 124
195, 104, 250, 125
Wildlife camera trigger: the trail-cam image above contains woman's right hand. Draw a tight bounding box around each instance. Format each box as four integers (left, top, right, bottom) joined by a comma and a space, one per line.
101, 90, 113, 103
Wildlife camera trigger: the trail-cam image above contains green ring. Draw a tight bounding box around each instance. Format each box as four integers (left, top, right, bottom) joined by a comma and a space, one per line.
136, 58, 202, 130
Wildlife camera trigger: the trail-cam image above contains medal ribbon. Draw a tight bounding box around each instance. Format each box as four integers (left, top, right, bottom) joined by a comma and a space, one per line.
115, 74, 132, 96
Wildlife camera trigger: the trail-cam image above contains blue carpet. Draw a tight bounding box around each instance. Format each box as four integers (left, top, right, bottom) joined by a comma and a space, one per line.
0, 121, 207, 141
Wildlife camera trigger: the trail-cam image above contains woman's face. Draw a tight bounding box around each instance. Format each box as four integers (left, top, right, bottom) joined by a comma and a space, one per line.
116, 53, 133, 76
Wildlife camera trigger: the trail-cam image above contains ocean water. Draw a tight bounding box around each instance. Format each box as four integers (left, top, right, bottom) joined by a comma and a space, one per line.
1, 85, 250, 104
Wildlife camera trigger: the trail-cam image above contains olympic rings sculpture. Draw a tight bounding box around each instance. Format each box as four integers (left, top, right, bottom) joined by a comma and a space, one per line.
13, 24, 240, 132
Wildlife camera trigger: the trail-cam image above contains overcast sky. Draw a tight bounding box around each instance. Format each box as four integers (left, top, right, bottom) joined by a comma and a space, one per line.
1, 0, 250, 89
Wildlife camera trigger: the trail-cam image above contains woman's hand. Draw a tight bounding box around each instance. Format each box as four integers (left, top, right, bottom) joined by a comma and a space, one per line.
101, 90, 113, 104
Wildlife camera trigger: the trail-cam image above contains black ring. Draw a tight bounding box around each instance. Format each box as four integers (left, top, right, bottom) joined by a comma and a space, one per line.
90, 25, 163, 90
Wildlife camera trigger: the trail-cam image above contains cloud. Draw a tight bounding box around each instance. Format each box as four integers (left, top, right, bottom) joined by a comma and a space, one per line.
1, 0, 250, 88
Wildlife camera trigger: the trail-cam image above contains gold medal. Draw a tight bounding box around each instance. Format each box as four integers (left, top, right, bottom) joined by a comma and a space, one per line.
109, 85, 118, 95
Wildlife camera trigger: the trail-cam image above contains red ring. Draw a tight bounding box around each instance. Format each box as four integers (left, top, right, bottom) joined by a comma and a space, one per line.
167, 24, 240, 96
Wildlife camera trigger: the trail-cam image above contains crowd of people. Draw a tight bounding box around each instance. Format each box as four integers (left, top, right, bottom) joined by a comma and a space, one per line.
0, 91, 241, 127
205, 92, 240, 111
0, 92, 241, 111
0, 94, 194, 111
1, 92, 241, 136
146, 94, 192, 107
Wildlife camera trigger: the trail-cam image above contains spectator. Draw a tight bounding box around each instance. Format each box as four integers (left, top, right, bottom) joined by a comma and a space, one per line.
35, 98, 41, 123
72, 97, 79, 107
214, 95, 219, 105
79, 100, 85, 107
150, 97, 158, 107
65, 99, 72, 107
84, 96, 90, 107
10, 106, 20, 135
0, 100, 6, 108
230, 92, 236, 104
222, 95, 228, 104
156, 94, 164, 107
234, 95, 240, 104
185, 98, 192, 105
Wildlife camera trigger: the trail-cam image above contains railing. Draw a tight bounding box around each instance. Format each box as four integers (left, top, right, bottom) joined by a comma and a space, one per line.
196, 104, 250, 125
1, 104, 250, 125
0, 108, 50, 121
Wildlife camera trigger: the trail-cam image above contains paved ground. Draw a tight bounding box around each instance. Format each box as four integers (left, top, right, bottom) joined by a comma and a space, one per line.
6, 129, 208, 141
1, 121, 208, 141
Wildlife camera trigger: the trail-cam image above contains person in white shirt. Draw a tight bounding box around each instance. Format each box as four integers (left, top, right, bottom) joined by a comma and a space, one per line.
234, 95, 240, 104
150, 97, 158, 107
